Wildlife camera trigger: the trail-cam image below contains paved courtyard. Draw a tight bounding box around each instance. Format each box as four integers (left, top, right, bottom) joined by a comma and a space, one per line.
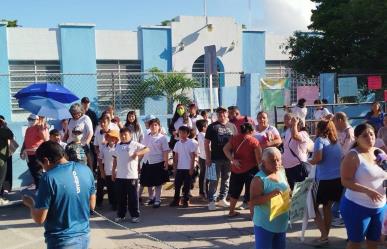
0, 187, 349, 249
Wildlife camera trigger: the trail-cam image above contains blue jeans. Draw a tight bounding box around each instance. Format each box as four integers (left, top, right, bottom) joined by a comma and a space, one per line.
46, 234, 89, 249
254, 226, 286, 249
208, 160, 231, 202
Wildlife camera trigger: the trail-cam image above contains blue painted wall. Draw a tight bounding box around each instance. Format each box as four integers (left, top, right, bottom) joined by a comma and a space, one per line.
219, 73, 261, 118
140, 27, 172, 72
0, 23, 12, 120
242, 31, 265, 76
59, 24, 97, 106
320, 73, 336, 104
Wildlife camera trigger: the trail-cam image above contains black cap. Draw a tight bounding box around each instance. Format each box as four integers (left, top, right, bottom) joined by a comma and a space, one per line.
216, 107, 227, 113
81, 97, 90, 103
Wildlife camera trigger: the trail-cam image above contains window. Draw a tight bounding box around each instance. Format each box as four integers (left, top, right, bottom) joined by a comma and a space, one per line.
96, 60, 142, 114
192, 55, 224, 87
9, 60, 61, 119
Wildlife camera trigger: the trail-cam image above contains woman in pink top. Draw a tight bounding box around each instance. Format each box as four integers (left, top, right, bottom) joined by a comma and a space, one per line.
282, 115, 313, 190
21, 115, 49, 189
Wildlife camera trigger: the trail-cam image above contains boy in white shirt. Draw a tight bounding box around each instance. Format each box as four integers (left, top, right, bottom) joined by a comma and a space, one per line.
170, 126, 198, 208
112, 128, 149, 223
196, 119, 209, 198
98, 129, 119, 210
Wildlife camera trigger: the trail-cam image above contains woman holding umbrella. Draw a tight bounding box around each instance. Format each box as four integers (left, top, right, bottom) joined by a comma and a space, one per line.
21, 114, 49, 190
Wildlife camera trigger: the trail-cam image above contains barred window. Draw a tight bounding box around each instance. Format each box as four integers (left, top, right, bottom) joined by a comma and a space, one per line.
96, 60, 142, 114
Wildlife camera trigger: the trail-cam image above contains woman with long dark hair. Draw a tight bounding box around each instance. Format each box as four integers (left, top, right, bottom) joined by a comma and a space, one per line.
308, 120, 343, 246
340, 123, 387, 249
124, 111, 144, 143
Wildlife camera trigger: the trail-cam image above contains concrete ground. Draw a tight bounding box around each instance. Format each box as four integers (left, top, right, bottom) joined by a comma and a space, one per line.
1, 187, 349, 249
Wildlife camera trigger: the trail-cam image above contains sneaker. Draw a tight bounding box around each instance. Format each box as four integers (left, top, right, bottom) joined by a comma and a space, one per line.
0, 198, 9, 206
237, 202, 249, 210
114, 217, 126, 223
218, 198, 230, 207
169, 198, 180, 207
331, 217, 345, 227
146, 198, 155, 206
153, 201, 161, 208
208, 201, 217, 211
131, 217, 140, 223
182, 200, 190, 208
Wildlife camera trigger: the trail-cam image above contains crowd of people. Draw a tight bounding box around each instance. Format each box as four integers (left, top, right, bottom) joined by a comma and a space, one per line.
0, 97, 386, 249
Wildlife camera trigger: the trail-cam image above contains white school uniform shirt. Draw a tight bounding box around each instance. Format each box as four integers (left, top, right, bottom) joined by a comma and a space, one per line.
93, 123, 120, 148
67, 115, 93, 145
314, 108, 331, 120
197, 132, 206, 160
112, 141, 146, 179
99, 144, 116, 175
142, 132, 170, 164
254, 125, 281, 144
173, 139, 198, 170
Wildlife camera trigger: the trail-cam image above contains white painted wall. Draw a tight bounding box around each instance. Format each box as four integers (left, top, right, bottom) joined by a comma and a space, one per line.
95, 30, 139, 60
265, 32, 290, 61
171, 16, 243, 86
8, 28, 60, 60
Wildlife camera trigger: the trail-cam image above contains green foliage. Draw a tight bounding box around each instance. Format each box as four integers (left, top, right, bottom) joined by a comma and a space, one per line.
139, 68, 200, 110
283, 0, 387, 76
1, 19, 18, 27
160, 20, 171, 26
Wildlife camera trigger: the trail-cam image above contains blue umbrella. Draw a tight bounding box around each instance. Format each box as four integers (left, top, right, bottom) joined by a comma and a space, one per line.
18, 96, 72, 120
14, 83, 79, 103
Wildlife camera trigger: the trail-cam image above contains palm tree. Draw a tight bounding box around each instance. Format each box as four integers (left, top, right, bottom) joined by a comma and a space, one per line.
139, 68, 200, 113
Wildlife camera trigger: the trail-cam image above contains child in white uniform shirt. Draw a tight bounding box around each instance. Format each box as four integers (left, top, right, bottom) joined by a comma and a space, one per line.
98, 130, 119, 210
140, 118, 170, 208
170, 126, 198, 208
112, 128, 149, 223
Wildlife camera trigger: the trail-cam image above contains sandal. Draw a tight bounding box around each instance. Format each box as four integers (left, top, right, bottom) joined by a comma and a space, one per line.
228, 211, 240, 217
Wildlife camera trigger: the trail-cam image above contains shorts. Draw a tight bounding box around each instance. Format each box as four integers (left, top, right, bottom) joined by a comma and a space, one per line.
229, 167, 259, 200
316, 178, 343, 205
340, 196, 385, 242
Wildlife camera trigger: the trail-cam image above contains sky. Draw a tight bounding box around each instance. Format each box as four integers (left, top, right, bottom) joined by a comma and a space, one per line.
0, 0, 315, 35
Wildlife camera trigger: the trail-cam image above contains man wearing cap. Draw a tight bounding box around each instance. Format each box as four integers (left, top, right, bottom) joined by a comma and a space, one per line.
0, 116, 14, 205
81, 97, 98, 131
205, 107, 238, 210
21, 115, 49, 190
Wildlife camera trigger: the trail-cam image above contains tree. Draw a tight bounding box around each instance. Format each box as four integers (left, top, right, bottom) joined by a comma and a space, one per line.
139, 68, 200, 113
283, 0, 387, 76
1, 19, 19, 27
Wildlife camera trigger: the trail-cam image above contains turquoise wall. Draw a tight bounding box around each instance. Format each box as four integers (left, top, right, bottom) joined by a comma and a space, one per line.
59, 24, 97, 106
140, 27, 172, 72
242, 31, 265, 76
0, 23, 12, 120
320, 73, 336, 103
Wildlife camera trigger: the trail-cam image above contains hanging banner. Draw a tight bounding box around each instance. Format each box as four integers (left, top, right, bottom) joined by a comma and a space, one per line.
204, 45, 217, 74
262, 89, 284, 111
338, 77, 358, 97
367, 76, 382, 90
296, 86, 319, 104
260, 78, 288, 90
193, 87, 219, 110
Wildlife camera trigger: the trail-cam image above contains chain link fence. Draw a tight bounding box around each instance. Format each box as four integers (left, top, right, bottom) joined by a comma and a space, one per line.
1, 72, 244, 122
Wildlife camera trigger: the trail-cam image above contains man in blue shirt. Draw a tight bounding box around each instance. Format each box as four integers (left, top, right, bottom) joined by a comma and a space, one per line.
22, 141, 96, 249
